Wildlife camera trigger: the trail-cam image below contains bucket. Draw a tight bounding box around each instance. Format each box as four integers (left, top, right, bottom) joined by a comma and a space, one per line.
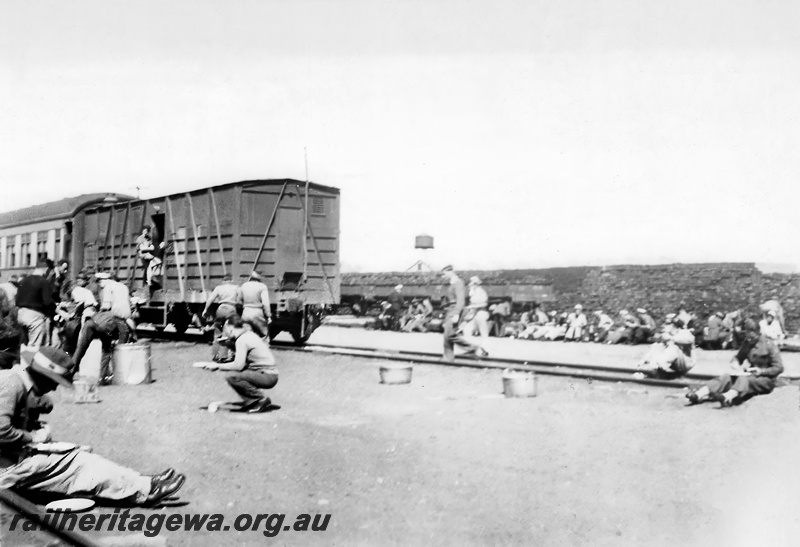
502, 369, 537, 398
112, 343, 153, 385
68, 376, 100, 404
78, 339, 103, 381
380, 363, 413, 385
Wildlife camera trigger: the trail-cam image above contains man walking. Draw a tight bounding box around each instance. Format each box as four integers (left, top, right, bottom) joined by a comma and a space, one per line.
440, 266, 482, 362
240, 271, 272, 338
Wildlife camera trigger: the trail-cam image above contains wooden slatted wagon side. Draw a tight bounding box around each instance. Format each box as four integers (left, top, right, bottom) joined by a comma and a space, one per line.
72, 179, 341, 343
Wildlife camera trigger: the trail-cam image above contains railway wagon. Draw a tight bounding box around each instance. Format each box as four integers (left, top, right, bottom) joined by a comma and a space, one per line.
73, 179, 340, 342
340, 271, 554, 314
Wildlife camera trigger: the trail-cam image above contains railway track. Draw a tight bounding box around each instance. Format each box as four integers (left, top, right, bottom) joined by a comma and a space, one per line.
136, 327, 716, 389
137, 326, 800, 389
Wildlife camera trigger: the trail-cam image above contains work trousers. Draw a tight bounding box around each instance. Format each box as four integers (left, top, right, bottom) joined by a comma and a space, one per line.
443, 311, 479, 362
242, 307, 270, 338
704, 374, 777, 403
212, 304, 238, 361
462, 309, 490, 350
226, 370, 279, 406
72, 318, 131, 380
17, 308, 48, 347
0, 449, 151, 503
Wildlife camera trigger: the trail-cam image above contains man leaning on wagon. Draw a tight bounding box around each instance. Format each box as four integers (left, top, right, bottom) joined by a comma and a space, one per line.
16, 260, 56, 347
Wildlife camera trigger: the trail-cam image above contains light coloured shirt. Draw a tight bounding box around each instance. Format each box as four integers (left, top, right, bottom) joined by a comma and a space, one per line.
101, 280, 131, 319
206, 283, 242, 308
468, 286, 489, 309
219, 331, 277, 373
71, 286, 97, 309
0, 283, 17, 303
759, 319, 784, 340
241, 281, 271, 314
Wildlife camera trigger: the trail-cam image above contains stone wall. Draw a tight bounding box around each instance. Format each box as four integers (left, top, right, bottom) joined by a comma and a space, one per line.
541, 263, 800, 333
342, 263, 800, 332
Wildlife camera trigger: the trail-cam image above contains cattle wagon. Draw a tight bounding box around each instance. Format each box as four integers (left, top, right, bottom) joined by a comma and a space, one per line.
0, 179, 341, 343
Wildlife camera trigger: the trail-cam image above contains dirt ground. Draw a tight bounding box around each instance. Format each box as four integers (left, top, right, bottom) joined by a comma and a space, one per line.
5, 340, 800, 546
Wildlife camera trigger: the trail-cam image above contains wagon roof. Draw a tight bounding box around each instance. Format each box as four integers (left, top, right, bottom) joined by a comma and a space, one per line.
0, 193, 134, 229
131, 179, 340, 204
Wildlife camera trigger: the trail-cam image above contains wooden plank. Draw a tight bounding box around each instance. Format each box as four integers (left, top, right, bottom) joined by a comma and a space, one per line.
0, 488, 104, 547
231, 185, 243, 281
205, 189, 213, 282
114, 202, 130, 278
101, 208, 114, 272
186, 192, 207, 294
209, 188, 227, 276
251, 182, 287, 273
165, 197, 186, 300
291, 190, 336, 302
127, 200, 148, 288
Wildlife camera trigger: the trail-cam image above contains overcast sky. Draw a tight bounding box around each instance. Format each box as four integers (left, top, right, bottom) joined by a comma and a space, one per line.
2, 0, 799, 272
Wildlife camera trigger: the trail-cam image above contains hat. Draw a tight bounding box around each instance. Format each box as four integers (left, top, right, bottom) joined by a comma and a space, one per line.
441, 265, 453, 273
95, 272, 111, 280
469, 276, 481, 286
636, 308, 647, 314
249, 271, 262, 281
594, 310, 603, 315
619, 309, 628, 315
394, 284, 403, 291
23, 346, 75, 388
222, 274, 233, 282
574, 304, 583, 310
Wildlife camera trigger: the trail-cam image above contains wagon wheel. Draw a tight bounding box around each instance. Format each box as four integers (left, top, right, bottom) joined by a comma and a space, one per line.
290, 328, 311, 346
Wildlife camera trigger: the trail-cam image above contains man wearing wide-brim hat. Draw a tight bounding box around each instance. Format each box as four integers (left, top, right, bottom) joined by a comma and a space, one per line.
0, 346, 185, 505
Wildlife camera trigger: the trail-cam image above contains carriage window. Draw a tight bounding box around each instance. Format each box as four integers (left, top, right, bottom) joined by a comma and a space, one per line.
176, 227, 187, 240
6, 243, 14, 268
36, 238, 47, 263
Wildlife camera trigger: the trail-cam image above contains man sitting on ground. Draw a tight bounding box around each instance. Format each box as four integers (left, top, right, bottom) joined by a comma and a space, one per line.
637, 328, 695, 379
0, 346, 185, 504
686, 322, 783, 407
195, 316, 279, 413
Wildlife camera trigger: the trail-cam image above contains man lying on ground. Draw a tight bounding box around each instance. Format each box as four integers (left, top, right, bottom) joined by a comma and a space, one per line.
0, 346, 185, 505
636, 328, 695, 379
685, 322, 783, 408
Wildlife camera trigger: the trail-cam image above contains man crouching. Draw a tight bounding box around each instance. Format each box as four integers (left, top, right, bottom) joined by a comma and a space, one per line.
0, 346, 185, 505
685, 321, 783, 407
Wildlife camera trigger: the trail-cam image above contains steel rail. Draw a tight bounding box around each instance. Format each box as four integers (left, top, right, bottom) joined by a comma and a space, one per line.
135, 328, 800, 389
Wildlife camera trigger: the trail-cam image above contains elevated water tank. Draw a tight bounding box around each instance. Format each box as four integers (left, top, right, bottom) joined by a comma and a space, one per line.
415, 234, 434, 249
